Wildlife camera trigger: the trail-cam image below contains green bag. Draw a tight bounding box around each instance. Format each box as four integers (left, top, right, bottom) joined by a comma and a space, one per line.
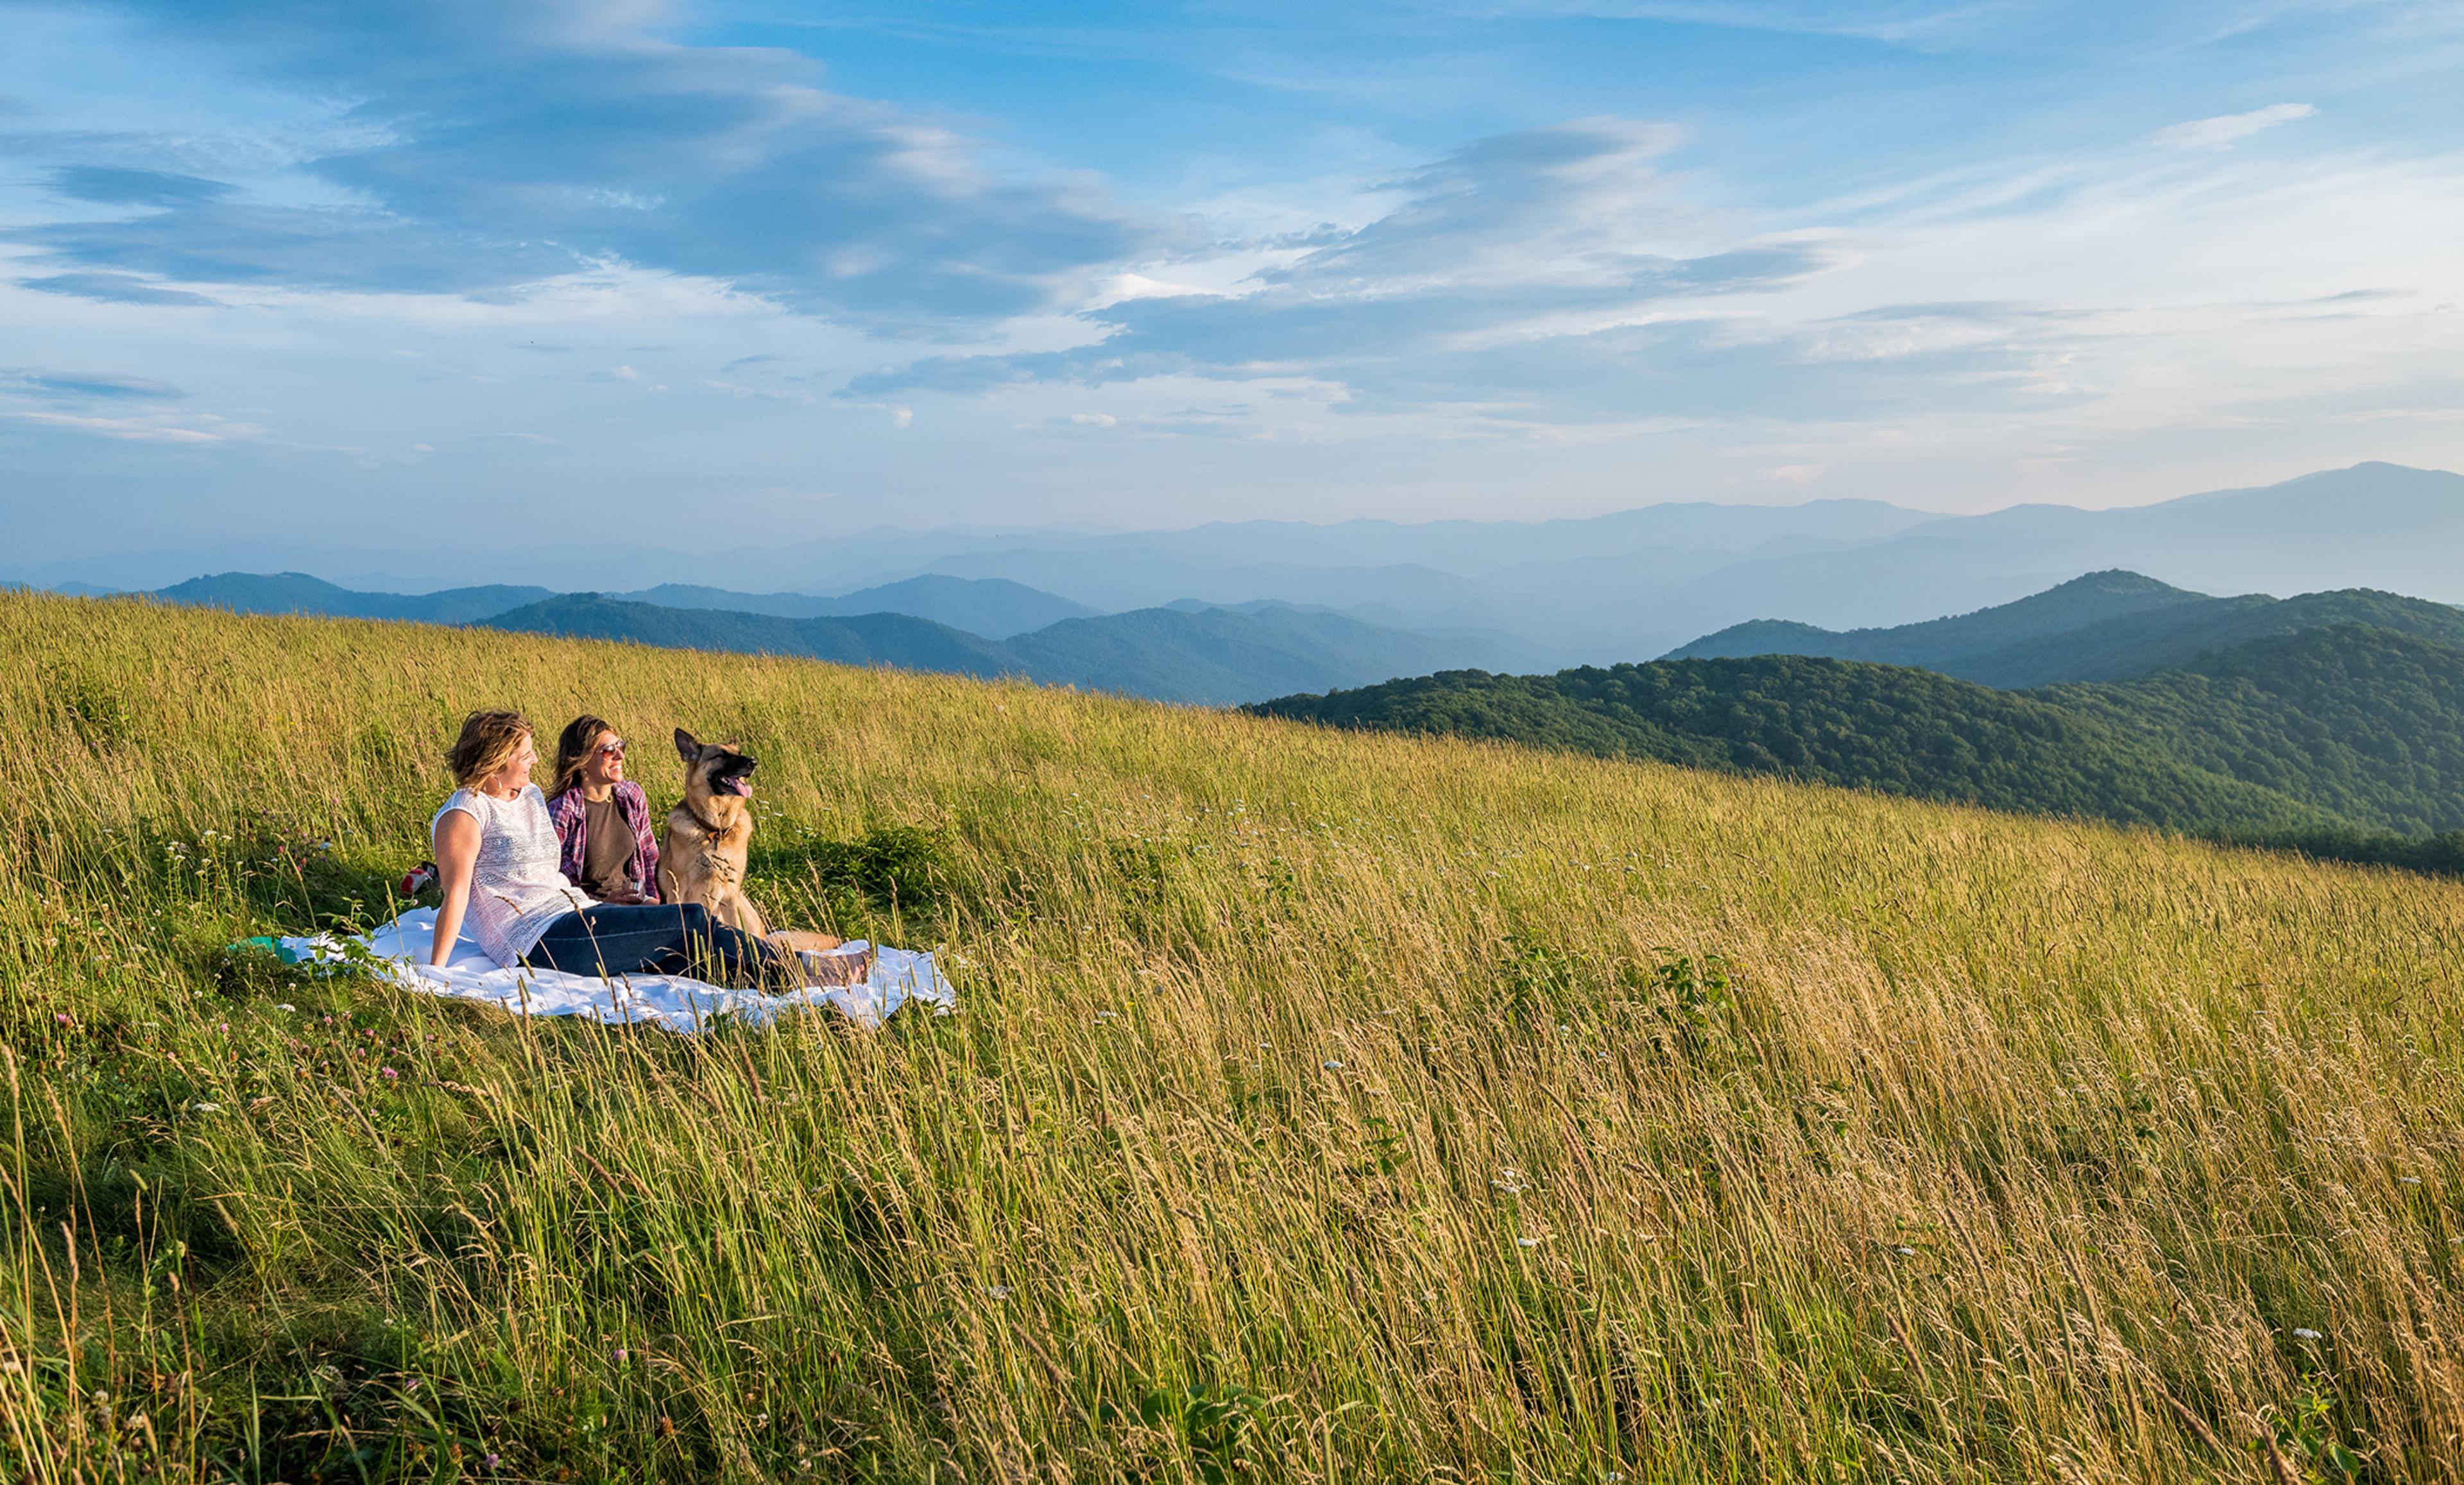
229, 935, 307, 965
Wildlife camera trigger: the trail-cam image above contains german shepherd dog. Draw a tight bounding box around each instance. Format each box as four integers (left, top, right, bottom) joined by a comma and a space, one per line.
659, 729, 767, 934
660, 729, 871, 985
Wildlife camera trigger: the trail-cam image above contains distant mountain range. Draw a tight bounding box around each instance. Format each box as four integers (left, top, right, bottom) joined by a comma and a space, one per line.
129, 572, 1534, 706
484, 595, 1525, 706
152, 571, 558, 625
28, 462, 2464, 668
1251, 571, 2464, 858
148, 570, 1098, 641
601, 575, 1098, 639
1666, 570, 2464, 688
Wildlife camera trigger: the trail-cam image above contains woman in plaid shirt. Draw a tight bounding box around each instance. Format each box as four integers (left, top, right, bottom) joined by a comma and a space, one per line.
543, 714, 663, 904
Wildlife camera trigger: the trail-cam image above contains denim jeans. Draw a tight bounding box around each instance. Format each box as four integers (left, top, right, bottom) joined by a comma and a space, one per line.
520, 902, 791, 989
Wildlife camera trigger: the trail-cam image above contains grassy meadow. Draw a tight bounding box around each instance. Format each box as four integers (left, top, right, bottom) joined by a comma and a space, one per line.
6, 588, 2464, 1482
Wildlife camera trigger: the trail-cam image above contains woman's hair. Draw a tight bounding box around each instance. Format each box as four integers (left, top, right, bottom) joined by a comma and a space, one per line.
445, 710, 534, 789
549, 713, 614, 799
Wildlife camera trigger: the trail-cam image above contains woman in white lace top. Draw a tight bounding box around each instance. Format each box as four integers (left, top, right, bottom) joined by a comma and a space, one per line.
428, 711, 801, 988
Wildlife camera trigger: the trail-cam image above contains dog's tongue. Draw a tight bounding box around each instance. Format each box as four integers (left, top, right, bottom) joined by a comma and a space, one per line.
724, 776, 753, 796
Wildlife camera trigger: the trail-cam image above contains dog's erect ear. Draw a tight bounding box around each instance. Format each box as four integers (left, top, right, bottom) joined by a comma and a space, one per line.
674, 728, 703, 764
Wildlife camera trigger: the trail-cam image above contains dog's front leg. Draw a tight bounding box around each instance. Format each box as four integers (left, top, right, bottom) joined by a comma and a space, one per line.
731, 891, 770, 938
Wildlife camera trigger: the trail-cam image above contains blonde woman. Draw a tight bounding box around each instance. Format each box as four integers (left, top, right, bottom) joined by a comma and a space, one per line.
427, 709, 797, 988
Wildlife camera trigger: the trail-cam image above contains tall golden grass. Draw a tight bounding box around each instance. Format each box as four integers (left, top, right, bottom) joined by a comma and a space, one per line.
4, 588, 2462, 1482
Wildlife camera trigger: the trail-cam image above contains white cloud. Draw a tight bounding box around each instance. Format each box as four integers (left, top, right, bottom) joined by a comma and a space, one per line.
10, 410, 224, 442
2148, 103, 2317, 150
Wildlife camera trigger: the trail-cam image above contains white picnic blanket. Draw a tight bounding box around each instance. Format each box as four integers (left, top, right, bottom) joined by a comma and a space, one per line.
276, 907, 956, 1032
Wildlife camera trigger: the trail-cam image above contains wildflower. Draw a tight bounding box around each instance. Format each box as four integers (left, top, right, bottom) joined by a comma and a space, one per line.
2402, 1176, 2424, 1185
1322, 1060, 1344, 1070
986, 1285, 1011, 1300
483, 1454, 501, 1471
279, 1004, 296, 1013
191, 1101, 221, 1114
1894, 1246, 1916, 1257
380, 1067, 398, 1080
2293, 1328, 2322, 1340
55, 1014, 71, 1025
1516, 1237, 1540, 1248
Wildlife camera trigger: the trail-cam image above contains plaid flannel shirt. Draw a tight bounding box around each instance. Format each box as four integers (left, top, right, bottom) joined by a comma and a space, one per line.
542, 779, 663, 902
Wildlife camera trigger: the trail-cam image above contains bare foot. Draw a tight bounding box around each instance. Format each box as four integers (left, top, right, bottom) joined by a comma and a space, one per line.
799, 946, 876, 989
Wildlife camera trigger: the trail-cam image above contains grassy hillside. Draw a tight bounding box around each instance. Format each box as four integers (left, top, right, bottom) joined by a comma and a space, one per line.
10, 591, 2464, 1482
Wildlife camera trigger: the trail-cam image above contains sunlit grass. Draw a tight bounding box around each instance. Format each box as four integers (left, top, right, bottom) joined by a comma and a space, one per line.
5, 589, 2462, 1482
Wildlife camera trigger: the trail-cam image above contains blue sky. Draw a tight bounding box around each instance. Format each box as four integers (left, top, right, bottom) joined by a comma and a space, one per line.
4, 0, 2462, 575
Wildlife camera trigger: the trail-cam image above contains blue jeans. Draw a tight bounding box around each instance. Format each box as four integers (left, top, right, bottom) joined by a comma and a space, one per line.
520, 903, 792, 989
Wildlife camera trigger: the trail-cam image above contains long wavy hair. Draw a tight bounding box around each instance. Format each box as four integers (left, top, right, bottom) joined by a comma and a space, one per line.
445, 710, 533, 789
549, 714, 615, 800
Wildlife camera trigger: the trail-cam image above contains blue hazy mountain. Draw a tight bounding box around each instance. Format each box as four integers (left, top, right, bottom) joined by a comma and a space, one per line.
1666, 570, 2464, 687
47, 461, 2464, 671
483, 594, 1526, 705
608, 575, 1099, 638
152, 572, 556, 625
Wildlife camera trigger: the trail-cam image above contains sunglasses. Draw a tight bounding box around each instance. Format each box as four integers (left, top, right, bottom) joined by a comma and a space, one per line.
594, 739, 627, 758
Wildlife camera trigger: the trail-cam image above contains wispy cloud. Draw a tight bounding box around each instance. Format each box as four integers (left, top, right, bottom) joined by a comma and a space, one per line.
44, 165, 234, 206
4, 0, 1151, 324
7, 410, 225, 442
18, 271, 221, 306
2148, 102, 2316, 149
856, 119, 1851, 415
0, 366, 187, 399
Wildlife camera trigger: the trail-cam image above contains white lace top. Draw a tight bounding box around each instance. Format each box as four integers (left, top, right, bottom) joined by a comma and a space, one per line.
432, 783, 594, 967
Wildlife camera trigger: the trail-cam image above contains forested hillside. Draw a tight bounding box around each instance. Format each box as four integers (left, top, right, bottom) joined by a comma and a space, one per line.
1249, 656, 2332, 833
1253, 618, 2464, 859
2047, 623, 2464, 835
